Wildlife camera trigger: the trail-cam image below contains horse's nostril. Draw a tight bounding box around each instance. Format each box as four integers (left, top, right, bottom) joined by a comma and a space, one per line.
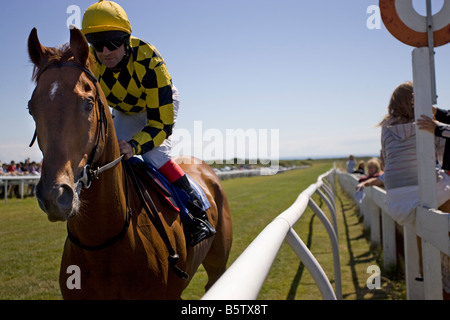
56, 184, 74, 211
36, 182, 75, 221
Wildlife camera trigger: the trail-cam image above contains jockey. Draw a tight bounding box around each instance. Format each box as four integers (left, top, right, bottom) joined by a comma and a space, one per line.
81, 0, 215, 246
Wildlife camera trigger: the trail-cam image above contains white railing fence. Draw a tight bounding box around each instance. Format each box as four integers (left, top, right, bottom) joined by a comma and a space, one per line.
202, 168, 342, 300
215, 165, 309, 180
0, 175, 40, 204
338, 171, 450, 300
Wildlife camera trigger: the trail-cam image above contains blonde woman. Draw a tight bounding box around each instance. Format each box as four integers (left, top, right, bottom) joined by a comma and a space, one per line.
356, 157, 384, 190
380, 81, 450, 225
380, 82, 450, 298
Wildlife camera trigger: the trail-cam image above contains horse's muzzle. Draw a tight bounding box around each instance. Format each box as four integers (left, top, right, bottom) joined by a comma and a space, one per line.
36, 182, 79, 221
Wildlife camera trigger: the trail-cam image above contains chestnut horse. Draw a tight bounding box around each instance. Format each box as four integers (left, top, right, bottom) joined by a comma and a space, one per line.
27, 27, 232, 299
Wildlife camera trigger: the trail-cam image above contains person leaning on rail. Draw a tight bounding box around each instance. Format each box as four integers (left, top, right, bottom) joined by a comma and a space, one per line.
380, 81, 450, 299
379, 81, 450, 224
417, 106, 450, 175
355, 157, 384, 190
81, 0, 215, 246
346, 155, 356, 173
353, 160, 365, 175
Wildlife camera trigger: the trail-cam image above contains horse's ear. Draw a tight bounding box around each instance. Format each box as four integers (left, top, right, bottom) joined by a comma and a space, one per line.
28, 28, 47, 66
69, 26, 89, 66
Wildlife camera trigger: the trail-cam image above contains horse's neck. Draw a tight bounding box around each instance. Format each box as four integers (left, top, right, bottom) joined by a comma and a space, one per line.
68, 131, 128, 247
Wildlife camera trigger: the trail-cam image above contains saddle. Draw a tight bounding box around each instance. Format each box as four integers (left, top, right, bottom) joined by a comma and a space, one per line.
126, 157, 210, 219
123, 157, 196, 280
123, 157, 215, 279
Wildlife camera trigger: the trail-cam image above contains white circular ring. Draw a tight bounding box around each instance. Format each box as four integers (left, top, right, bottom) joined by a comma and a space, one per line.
396, 0, 450, 32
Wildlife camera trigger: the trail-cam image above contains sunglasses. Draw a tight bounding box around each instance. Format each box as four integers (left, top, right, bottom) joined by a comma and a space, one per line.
90, 37, 127, 52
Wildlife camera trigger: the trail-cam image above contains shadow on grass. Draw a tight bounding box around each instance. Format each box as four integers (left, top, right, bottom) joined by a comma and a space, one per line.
285, 183, 405, 300
286, 214, 316, 300
336, 190, 405, 300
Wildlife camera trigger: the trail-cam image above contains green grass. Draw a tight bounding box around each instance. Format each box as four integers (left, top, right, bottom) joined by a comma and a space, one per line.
0, 197, 66, 299
0, 160, 405, 300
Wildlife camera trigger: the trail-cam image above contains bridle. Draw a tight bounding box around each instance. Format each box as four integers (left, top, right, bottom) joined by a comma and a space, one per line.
28, 61, 129, 251
28, 60, 188, 279
28, 61, 124, 191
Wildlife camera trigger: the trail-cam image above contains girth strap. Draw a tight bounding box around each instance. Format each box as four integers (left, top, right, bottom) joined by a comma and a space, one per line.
123, 160, 189, 281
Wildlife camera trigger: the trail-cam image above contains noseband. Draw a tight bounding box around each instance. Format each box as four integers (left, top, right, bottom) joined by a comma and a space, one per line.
28, 61, 123, 190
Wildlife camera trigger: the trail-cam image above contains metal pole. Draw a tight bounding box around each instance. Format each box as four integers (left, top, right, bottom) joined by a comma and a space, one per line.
426, 0, 437, 104
308, 198, 342, 299
285, 228, 337, 300
4, 180, 8, 204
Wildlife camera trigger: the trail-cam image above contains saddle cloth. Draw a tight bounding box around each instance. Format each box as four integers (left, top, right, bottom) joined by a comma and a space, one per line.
128, 157, 211, 220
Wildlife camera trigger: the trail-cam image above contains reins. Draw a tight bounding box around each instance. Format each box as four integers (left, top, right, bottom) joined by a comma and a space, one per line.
67, 162, 133, 251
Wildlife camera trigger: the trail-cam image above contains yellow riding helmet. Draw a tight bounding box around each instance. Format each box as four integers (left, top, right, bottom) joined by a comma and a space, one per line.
82, 0, 132, 35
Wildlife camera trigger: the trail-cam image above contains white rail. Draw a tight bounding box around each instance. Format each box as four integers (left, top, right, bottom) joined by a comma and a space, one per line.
216, 165, 309, 180
0, 175, 40, 204
202, 168, 341, 300
338, 171, 450, 300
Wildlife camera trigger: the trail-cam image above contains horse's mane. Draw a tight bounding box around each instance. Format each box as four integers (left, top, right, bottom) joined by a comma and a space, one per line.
31, 43, 96, 82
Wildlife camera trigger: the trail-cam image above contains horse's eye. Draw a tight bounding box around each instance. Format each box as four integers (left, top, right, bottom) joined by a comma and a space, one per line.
84, 98, 95, 112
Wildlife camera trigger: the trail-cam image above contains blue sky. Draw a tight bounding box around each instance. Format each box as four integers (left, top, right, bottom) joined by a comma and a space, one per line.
1, 0, 450, 163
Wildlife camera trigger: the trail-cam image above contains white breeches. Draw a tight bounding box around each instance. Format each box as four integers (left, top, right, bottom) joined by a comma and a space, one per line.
113, 85, 180, 169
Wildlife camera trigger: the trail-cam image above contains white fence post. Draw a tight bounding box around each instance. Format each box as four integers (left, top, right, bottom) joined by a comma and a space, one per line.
412, 48, 438, 210
416, 207, 446, 299
381, 209, 397, 270
366, 188, 381, 246
412, 47, 443, 300
422, 239, 443, 299
404, 224, 424, 300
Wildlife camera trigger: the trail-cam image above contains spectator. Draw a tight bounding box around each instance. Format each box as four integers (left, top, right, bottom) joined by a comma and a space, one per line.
16, 162, 24, 175
358, 158, 382, 182
0, 159, 42, 199
379, 81, 450, 225
380, 81, 450, 298
418, 106, 450, 172
346, 155, 356, 173
26, 161, 40, 196
1, 163, 8, 174
356, 157, 384, 190
6, 161, 20, 197
353, 160, 365, 175
7, 161, 17, 175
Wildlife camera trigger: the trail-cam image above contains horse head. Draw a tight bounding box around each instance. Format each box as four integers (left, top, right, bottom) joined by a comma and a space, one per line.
27, 27, 109, 222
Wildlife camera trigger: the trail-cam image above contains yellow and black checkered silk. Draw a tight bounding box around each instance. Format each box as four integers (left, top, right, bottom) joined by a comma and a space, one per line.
91, 36, 175, 155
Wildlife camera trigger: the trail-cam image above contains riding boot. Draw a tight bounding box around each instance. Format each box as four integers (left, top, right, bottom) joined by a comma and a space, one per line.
173, 174, 216, 246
